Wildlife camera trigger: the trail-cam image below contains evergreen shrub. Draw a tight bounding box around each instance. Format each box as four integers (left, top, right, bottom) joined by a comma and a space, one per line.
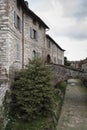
10, 57, 53, 121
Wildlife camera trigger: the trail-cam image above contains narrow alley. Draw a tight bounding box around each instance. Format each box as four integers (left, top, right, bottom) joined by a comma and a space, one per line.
57, 79, 87, 130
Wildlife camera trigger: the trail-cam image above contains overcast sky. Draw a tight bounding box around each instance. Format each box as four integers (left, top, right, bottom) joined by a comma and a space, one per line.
28, 0, 87, 61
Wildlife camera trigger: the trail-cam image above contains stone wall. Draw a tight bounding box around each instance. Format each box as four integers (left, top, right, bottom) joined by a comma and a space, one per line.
0, 64, 8, 107
49, 64, 87, 85
8, 0, 23, 69
24, 12, 46, 65
0, 0, 65, 74
0, 64, 8, 129
8, 0, 46, 67
0, 0, 9, 71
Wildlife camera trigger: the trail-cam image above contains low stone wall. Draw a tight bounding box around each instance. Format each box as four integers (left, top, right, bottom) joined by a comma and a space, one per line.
0, 64, 9, 129
49, 64, 87, 85
0, 64, 8, 107
0, 83, 8, 106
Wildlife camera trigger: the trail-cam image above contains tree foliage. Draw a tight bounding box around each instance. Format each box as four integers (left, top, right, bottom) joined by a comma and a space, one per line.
10, 57, 53, 121
64, 57, 71, 66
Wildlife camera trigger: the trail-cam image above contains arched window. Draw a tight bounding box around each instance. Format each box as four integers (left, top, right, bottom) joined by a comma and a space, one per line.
47, 54, 51, 63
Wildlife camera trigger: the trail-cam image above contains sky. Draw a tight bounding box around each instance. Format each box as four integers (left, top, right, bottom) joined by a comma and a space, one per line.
27, 0, 87, 61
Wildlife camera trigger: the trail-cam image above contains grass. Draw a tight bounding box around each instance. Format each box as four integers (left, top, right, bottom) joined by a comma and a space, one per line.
55, 80, 67, 96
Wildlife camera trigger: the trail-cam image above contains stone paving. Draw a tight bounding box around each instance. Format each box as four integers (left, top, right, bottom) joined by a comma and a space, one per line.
57, 79, 87, 130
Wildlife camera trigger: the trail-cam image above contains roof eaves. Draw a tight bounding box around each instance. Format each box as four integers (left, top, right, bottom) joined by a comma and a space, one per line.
46, 35, 65, 51
19, 0, 49, 29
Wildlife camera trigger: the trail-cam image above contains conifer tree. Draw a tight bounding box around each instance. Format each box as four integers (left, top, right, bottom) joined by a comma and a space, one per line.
10, 57, 53, 121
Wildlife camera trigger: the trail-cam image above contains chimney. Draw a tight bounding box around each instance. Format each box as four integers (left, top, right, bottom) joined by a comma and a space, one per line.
25, 1, 29, 7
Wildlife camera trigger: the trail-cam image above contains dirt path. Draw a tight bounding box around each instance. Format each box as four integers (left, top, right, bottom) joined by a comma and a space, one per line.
57, 79, 87, 130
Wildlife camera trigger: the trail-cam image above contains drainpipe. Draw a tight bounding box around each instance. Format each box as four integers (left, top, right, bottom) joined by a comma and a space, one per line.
45, 28, 50, 62
22, 11, 24, 68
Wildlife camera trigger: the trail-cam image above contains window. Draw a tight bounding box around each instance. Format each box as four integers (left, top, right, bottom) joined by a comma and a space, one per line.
17, 0, 20, 9
16, 43, 20, 61
17, 15, 20, 30
33, 19, 36, 25
33, 29, 37, 39
47, 54, 51, 63
30, 27, 38, 41
14, 11, 22, 33
39, 24, 42, 30
47, 40, 51, 48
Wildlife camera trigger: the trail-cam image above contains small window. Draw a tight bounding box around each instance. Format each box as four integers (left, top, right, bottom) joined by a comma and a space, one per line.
17, 16, 20, 30
33, 29, 37, 39
39, 24, 42, 30
33, 19, 36, 25
47, 40, 51, 48
17, 0, 20, 9
14, 11, 22, 33
30, 27, 38, 41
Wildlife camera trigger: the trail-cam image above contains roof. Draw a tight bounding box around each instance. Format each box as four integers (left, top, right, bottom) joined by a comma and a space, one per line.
18, 0, 49, 29
46, 35, 65, 51
81, 58, 87, 64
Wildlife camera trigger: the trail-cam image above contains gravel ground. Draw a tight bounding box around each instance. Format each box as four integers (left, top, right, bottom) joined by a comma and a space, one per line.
57, 79, 87, 130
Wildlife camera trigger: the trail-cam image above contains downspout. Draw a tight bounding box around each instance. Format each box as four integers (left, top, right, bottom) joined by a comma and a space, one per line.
45, 28, 50, 62
22, 10, 24, 68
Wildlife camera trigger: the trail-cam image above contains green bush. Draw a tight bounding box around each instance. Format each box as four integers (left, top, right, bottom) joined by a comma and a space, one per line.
5, 116, 53, 130
10, 57, 53, 121
56, 81, 67, 95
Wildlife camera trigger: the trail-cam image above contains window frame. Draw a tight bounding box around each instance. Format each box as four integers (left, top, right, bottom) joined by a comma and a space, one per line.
14, 11, 22, 33
30, 27, 38, 41
47, 40, 51, 48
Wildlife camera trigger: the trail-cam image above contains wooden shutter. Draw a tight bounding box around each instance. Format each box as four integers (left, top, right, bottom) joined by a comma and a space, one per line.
36, 31, 38, 41
14, 11, 17, 28
20, 19, 22, 33
30, 27, 33, 38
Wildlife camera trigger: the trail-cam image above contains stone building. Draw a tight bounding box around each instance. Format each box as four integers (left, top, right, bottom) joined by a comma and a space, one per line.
70, 58, 87, 72
0, 0, 64, 75
81, 58, 87, 72
70, 61, 81, 69
45, 35, 65, 64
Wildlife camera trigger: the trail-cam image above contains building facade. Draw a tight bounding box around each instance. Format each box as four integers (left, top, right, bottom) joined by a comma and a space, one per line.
81, 58, 87, 72
70, 58, 87, 72
70, 61, 81, 69
45, 35, 64, 64
0, 0, 64, 75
